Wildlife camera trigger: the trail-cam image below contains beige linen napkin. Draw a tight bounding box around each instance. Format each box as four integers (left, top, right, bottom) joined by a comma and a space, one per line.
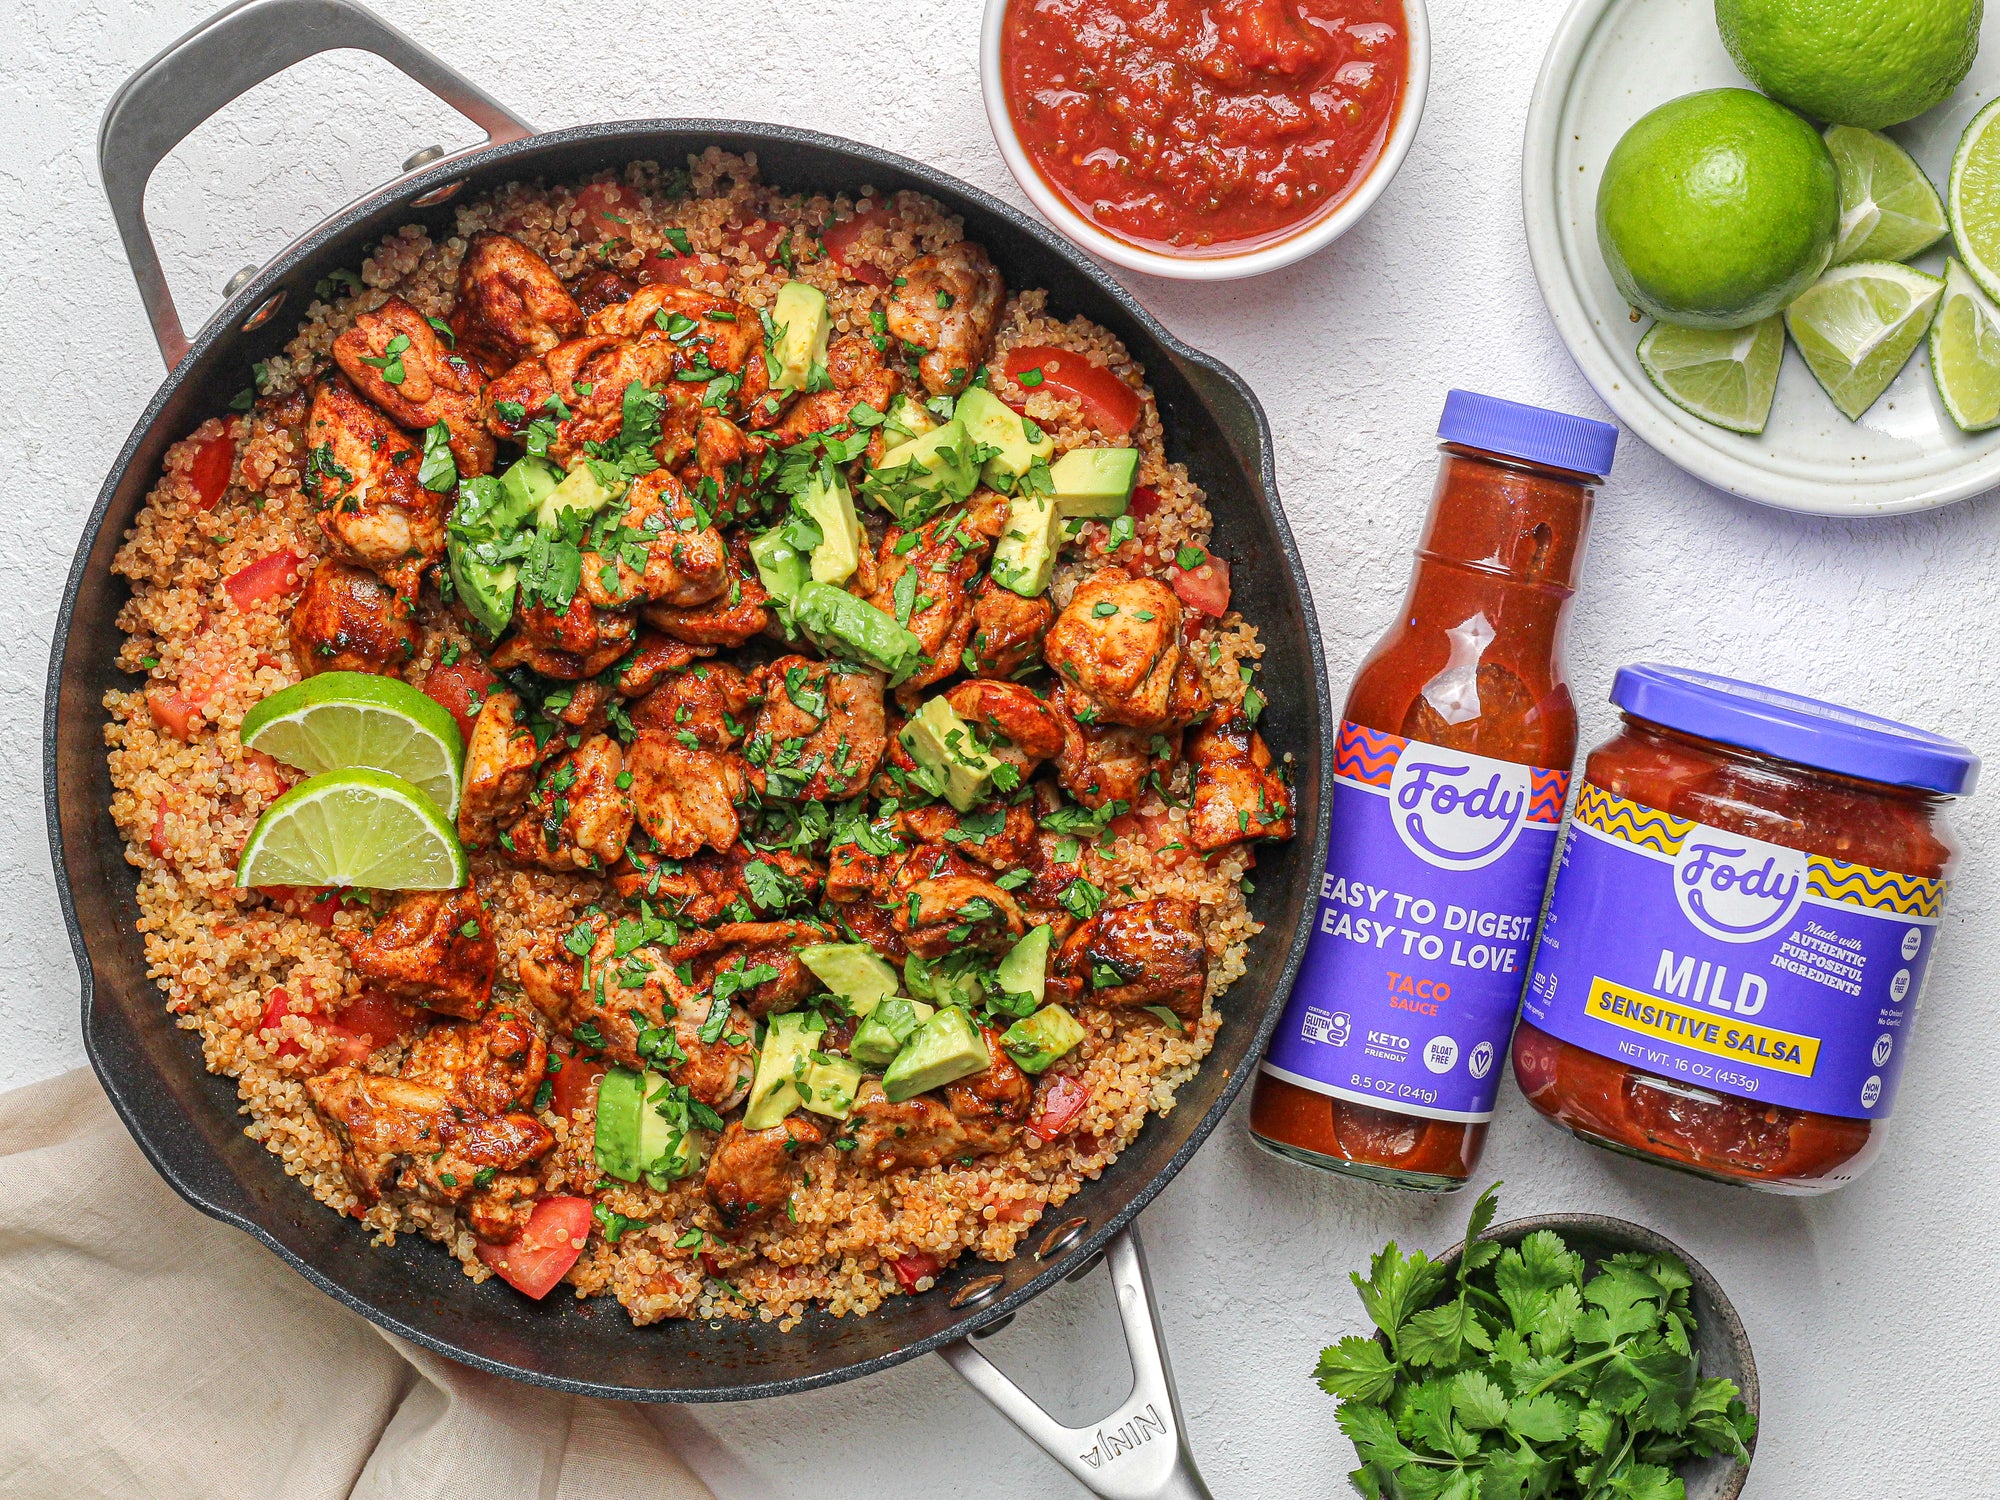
0, 1069, 716, 1500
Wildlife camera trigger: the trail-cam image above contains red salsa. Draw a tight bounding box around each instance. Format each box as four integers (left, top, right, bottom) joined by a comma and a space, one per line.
1000, 0, 1410, 254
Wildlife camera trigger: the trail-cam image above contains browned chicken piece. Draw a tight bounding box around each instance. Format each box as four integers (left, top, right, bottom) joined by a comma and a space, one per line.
459, 690, 541, 847
888, 844, 1028, 956
305, 1011, 552, 1241
746, 656, 888, 801
1053, 687, 1179, 811
608, 630, 712, 698
489, 592, 637, 680
944, 678, 1067, 777
704, 1114, 825, 1234
766, 333, 903, 445
968, 575, 1054, 677
306, 377, 446, 598
610, 842, 825, 924
848, 1055, 1022, 1172
672, 918, 832, 1018
568, 266, 637, 316
623, 729, 745, 858
946, 1027, 1034, 1128
288, 560, 419, 677
885, 242, 1006, 396
1056, 897, 1209, 1020
578, 467, 730, 611
501, 733, 633, 873
452, 231, 583, 370
897, 799, 1038, 874
685, 412, 768, 524
823, 841, 892, 905
1186, 710, 1294, 851
628, 658, 754, 746
481, 332, 645, 464
1043, 567, 1210, 731
335, 885, 497, 1020
865, 508, 991, 694
331, 294, 495, 476
641, 537, 771, 647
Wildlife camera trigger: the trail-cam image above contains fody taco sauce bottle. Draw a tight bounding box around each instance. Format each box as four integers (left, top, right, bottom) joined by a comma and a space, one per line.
1251, 391, 1618, 1191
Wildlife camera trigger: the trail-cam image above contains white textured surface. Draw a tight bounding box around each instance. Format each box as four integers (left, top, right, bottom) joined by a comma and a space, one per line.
7, 1, 1998, 1495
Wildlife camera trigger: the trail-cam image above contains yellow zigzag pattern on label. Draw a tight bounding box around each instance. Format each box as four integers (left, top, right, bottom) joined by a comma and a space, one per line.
1576, 784, 1944, 917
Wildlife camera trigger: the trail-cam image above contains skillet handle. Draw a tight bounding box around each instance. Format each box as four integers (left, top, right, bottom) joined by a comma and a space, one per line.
98, 0, 533, 369
938, 1225, 1215, 1500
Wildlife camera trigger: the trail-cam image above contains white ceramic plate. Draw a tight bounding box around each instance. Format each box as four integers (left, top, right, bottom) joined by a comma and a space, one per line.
1524, 0, 2000, 516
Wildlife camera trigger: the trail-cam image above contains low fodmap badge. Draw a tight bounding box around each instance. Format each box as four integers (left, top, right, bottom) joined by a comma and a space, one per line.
1522, 785, 1945, 1119
1261, 722, 1570, 1122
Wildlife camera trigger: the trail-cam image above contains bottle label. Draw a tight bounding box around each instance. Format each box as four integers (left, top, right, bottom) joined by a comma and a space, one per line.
1261, 721, 1571, 1122
1522, 783, 1946, 1120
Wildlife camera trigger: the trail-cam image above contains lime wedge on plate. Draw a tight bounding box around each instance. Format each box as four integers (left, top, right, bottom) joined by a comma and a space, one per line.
241, 671, 463, 817
237, 768, 467, 890
1638, 316, 1785, 434
1784, 261, 1944, 419
1951, 98, 2000, 303
1826, 125, 1947, 265
1930, 257, 2000, 431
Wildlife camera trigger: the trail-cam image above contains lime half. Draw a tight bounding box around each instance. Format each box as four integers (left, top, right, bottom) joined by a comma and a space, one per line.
1784, 261, 1944, 420
1950, 98, 2000, 304
237, 768, 467, 890
1826, 126, 1947, 266
1930, 258, 2000, 432
1638, 317, 1785, 434
241, 671, 463, 817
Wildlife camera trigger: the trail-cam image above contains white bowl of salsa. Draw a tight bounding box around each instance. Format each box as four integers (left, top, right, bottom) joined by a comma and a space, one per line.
980, 0, 1430, 281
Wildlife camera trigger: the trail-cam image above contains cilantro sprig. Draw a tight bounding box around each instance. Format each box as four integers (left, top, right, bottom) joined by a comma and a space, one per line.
1316, 1185, 1755, 1500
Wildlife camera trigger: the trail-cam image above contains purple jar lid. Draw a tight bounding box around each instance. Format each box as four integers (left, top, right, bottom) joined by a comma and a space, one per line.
1612, 663, 1980, 796
1438, 389, 1620, 478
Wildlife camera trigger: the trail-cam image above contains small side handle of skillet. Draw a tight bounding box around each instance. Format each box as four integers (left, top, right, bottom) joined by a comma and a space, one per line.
98, 0, 534, 370
940, 1224, 1215, 1500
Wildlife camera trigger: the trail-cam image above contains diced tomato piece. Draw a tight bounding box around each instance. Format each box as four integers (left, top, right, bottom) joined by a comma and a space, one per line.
637, 252, 695, 286
422, 656, 499, 744
994, 1198, 1042, 1223
260, 982, 373, 1065
731, 218, 788, 260
890, 1251, 941, 1291
223, 549, 305, 612
146, 688, 201, 741
1029, 1073, 1091, 1138
1128, 484, 1163, 520
700, 1251, 723, 1278
1003, 346, 1142, 437
188, 428, 236, 510
1168, 556, 1231, 618
477, 1197, 594, 1299
257, 884, 342, 928
551, 1052, 609, 1120
822, 205, 891, 265
258, 987, 311, 1060
573, 181, 638, 245
148, 798, 170, 858
338, 989, 417, 1051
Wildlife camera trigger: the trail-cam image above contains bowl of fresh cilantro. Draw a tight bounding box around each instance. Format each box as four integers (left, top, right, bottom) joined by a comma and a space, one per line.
1314, 1185, 1758, 1500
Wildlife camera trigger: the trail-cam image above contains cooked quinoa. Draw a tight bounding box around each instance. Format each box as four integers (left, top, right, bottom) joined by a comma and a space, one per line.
103, 149, 1292, 1327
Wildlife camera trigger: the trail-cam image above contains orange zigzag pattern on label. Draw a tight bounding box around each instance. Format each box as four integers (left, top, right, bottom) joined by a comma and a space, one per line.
1334, 721, 1398, 787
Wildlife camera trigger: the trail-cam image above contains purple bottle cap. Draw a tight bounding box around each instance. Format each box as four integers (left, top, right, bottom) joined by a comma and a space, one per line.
1438, 390, 1620, 478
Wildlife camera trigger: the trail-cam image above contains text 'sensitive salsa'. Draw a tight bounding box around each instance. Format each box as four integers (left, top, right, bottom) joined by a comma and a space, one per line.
1000, 0, 1410, 255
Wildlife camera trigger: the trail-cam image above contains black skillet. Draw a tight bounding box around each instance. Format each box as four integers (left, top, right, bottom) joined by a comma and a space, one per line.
47, 1, 1332, 1492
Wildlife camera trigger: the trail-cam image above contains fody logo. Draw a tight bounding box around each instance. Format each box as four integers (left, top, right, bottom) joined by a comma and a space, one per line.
1672, 831, 1807, 943
1388, 745, 1532, 871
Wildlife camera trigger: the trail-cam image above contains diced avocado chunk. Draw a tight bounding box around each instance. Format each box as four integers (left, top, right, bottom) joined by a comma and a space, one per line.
901, 695, 1009, 812
1050, 447, 1139, 518
1001, 1005, 1087, 1074
637, 1071, 703, 1188
989, 489, 1061, 599
791, 581, 925, 680
882, 1006, 992, 1103
769, 281, 831, 395
905, 953, 986, 1010
850, 996, 936, 1068
535, 462, 619, 530
873, 417, 981, 517
799, 1053, 863, 1120
957, 385, 1053, 485
498, 455, 563, 527
883, 393, 941, 446
591, 1067, 647, 1182
744, 1011, 820, 1130
748, 528, 810, 601
800, 942, 901, 1012
799, 468, 862, 585
447, 545, 519, 640
997, 924, 1053, 1005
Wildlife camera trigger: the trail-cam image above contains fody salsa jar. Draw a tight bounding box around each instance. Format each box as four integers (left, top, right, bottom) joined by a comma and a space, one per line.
1516, 665, 1978, 1193
1250, 392, 1619, 1191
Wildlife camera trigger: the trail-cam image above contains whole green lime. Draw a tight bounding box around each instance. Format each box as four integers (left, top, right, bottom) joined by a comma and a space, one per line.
1597, 89, 1839, 329
1717, 0, 1982, 129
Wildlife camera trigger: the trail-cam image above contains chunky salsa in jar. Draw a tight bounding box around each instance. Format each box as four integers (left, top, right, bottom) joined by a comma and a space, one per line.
1517, 665, 1978, 1193
1251, 393, 1619, 1191
999, 0, 1410, 254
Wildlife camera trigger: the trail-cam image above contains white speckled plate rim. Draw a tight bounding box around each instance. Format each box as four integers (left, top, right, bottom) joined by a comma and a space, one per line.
1523, 0, 2000, 517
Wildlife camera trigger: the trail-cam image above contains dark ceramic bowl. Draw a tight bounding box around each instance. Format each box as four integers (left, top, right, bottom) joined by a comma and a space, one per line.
1427, 1214, 1758, 1500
